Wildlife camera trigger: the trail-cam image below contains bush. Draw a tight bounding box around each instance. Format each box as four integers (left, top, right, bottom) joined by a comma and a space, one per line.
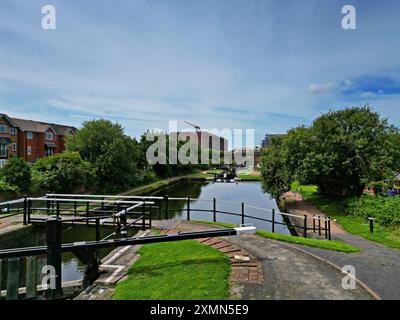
345, 195, 400, 227
0, 156, 31, 192
32, 151, 95, 193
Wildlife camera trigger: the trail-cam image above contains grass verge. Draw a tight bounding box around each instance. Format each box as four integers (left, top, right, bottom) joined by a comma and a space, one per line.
192, 220, 361, 253
292, 183, 400, 249
113, 239, 231, 300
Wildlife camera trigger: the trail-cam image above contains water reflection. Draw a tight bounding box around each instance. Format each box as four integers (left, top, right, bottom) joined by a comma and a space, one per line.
152, 180, 290, 234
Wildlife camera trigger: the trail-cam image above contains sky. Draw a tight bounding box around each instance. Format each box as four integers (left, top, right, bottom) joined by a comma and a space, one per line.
0, 0, 399, 147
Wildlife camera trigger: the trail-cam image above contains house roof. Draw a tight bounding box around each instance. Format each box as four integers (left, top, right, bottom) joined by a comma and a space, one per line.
0, 113, 19, 127
9, 116, 77, 135
10, 118, 51, 133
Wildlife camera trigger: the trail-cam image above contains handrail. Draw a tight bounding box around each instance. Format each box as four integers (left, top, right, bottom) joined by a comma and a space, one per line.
46, 193, 164, 200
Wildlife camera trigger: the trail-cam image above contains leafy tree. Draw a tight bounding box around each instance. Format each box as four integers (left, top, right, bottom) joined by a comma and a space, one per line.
0, 156, 31, 192
260, 106, 400, 197
66, 119, 144, 192
32, 151, 95, 193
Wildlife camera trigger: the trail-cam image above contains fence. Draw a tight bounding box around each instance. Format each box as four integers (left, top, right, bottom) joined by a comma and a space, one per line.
0, 192, 333, 300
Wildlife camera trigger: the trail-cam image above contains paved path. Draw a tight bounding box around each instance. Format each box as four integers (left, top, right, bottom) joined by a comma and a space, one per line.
167, 221, 374, 300
284, 193, 400, 300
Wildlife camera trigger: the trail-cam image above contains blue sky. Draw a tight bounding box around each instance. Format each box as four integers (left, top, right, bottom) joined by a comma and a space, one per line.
0, 0, 399, 146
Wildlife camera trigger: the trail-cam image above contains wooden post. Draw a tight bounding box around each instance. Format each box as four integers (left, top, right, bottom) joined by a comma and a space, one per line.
158, 199, 162, 220
303, 215, 307, 238
73, 197, 77, 217
149, 204, 152, 228
186, 195, 190, 221
318, 215, 321, 236
25, 256, 38, 299
328, 217, 331, 240
23, 196, 27, 225
312, 215, 316, 233
86, 202, 89, 225
165, 195, 169, 219
6, 258, 20, 300
142, 201, 146, 230
213, 198, 216, 222
324, 218, 328, 239
27, 199, 32, 224
272, 209, 275, 233
95, 218, 100, 241
46, 218, 62, 299
56, 201, 60, 218
241, 202, 245, 225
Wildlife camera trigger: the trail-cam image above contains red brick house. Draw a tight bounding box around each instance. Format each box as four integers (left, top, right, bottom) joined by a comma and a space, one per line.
0, 114, 77, 166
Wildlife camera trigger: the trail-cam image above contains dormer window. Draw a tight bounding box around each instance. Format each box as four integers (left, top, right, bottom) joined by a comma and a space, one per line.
45, 132, 54, 140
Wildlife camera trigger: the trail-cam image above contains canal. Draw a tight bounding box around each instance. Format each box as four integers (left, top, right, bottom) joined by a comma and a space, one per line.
152, 180, 290, 234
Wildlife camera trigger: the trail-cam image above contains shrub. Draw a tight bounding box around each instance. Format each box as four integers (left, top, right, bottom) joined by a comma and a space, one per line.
345, 195, 400, 227
32, 151, 95, 193
0, 156, 31, 192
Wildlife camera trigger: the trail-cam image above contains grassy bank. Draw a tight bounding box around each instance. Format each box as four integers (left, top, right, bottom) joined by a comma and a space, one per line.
292, 183, 400, 249
113, 240, 230, 300
192, 221, 361, 253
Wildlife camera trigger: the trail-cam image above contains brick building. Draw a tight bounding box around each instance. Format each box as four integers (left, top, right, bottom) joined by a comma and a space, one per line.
0, 113, 77, 167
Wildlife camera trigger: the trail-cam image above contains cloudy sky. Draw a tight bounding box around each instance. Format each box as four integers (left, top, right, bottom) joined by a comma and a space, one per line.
0, 0, 399, 146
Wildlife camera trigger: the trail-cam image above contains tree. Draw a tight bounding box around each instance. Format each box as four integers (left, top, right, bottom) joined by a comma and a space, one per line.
66, 119, 144, 192
0, 156, 31, 193
32, 151, 95, 193
260, 106, 400, 197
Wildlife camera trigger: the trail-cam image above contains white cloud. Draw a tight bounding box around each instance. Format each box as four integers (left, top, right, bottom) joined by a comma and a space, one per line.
359, 91, 375, 98
308, 82, 336, 94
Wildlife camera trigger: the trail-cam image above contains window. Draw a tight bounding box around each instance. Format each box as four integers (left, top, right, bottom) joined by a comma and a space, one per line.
10, 127, 17, 135
27, 146, 32, 155
0, 125, 7, 133
27, 132, 33, 139
0, 144, 7, 157
12, 143, 17, 152
0, 159, 6, 168
45, 147, 54, 156
45, 132, 54, 140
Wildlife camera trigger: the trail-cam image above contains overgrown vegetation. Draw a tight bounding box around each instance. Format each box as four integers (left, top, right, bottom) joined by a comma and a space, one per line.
113, 240, 230, 300
293, 183, 400, 249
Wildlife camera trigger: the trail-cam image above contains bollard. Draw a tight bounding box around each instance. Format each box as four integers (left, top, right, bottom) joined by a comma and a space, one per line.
272, 209, 275, 233
369, 216, 374, 233
303, 215, 307, 238
324, 218, 328, 239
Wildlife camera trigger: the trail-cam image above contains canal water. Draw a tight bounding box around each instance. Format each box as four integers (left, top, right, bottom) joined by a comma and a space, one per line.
152, 180, 290, 234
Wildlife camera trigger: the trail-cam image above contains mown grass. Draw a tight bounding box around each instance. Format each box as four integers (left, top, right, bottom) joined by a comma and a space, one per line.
291, 182, 400, 249
113, 240, 231, 300
237, 174, 261, 181
192, 220, 361, 253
